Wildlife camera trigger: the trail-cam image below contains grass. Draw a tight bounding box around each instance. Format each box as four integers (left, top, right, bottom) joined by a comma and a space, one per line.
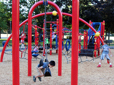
0, 39, 114, 47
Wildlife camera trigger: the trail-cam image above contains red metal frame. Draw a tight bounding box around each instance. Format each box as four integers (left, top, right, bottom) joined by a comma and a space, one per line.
50, 24, 52, 55
102, 20, 105, 41
94, 36, 97, 57
71, 0, 79, 85
1, 0, 105, 84
56, 19, 59, 53
35, 25, 39, 46
43, 22, 45, 56
0, 12, 104, 63
12, 0, 20, 85
27, 1, 63, 76
0, 11, 105, 85
0, 12, 105, 63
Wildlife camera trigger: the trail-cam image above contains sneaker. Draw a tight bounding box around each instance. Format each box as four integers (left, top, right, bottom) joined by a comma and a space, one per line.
110, 65, 112, 67
33, 76, 36, 82
97, 64, 101, 67
38, 77, 41, 81
107, 60, 109, 64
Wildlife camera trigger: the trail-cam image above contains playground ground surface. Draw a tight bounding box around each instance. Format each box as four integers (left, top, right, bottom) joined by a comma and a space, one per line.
0, 49, 114, 85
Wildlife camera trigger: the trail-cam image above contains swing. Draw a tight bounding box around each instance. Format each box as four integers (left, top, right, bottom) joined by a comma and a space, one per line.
44, 59, 51, 77
38, 59, 52, 77
44, 66, 52, 77
41, 0, 52, 77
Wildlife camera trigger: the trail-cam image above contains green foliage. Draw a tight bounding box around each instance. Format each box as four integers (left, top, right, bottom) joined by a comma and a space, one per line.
1, 0, 114, 35
0, 2, 8, 31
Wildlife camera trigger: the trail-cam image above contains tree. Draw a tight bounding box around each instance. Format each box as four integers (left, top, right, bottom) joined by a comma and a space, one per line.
0, 2, 9, 38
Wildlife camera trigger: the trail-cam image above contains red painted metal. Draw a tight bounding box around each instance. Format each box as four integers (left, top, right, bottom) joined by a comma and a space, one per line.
50, 24, 52, 55
97, 31, 100, 56
0, 35, 12, 62
56, 19, 59, 53
94, 36, 97, 57
83, 31, 88, 49
86, 31, 88, 49
79, 43, 81, 53
12, 0, 20, 84
0, 12, 105, 63
1, 11, 105, 85
62, 32, 64, 50
43, 23, 45, 56
84, 31, 86, 49
35, 25, 39, 46
27, 1, 62, 76
23, 24, 25, 32
71, 0, 79, 85
102, 20, 105, 41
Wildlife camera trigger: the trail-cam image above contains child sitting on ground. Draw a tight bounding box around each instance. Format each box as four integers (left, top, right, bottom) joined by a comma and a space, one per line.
33, 59, 55, 82
97, 40, 112, 67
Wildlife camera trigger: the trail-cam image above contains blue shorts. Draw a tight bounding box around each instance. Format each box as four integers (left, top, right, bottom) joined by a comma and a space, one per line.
100, 53, 110, 60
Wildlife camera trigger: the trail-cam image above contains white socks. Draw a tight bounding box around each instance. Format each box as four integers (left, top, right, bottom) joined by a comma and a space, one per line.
99, 63, 101, 65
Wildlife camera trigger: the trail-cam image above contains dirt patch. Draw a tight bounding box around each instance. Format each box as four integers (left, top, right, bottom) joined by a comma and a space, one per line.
0, 49, 114, 85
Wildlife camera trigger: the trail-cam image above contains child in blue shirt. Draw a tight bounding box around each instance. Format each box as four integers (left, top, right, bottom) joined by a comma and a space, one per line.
97, 40, 112, 67
33, 60, 55, 82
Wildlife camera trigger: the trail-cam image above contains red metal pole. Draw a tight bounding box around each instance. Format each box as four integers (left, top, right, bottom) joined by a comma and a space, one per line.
71, 0, 79, 85
62, 32, 64, 50
50, 24, 52, 55
84, 30, 86, 49
43, 22, 45, 56
79, 43, 81, 53
28, 1, 62, 76
97, 32, 100, 56
86, 31, 88, 49
94, 36, 97, 57
23, 24, 25, 32
89, 20, 92, 25
103, 20, 105, 41
0, 35, 12, 62
56, 19, 59, 53
37, 32, 39, 45
35, 25, 38, 46
1, 12, 105, 62
12, 0, 20, 84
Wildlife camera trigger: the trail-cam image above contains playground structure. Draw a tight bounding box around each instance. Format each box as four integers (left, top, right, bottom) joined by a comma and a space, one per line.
82, 21, 105, 57
0, 13, 105, 62
0, 0, 105, 85
77, 20, 105, 63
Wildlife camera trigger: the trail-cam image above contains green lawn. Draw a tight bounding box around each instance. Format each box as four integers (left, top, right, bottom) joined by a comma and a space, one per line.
0, 39, 114, 47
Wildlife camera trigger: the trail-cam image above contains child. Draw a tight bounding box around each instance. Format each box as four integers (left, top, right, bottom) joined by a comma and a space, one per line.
20, 32, 26, 44
33, 60, 55, 82
97, 40, 112, 67
32, 45, 39, 53
52, 32, 56, 40
33, 45, 39, 52
2, 41, 9, 47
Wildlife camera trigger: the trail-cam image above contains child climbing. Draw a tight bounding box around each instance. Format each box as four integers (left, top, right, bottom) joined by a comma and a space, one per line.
33, 59, 55, 82
97, 40, 112, 67
20, 32, 26, 44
